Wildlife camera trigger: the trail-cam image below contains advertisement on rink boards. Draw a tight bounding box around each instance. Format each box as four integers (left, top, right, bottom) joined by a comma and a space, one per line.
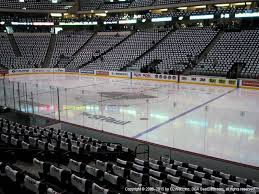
154, 74, 178, 81
79, 69, 95, 75
109, 71, 131, 78
0, 70, 8, 74
9, 69, 30, 74
132, 72, 178, 82
240, 79, 259, 88
9, 68, 65, 74
31, 68, 65, 73
65, 69, 79, 73
133, 72, 153, 79
95, 70, 109, 76
180, 75, 237, 87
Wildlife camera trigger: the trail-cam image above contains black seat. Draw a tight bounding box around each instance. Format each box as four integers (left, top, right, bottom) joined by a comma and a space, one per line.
70, 174, 91, 193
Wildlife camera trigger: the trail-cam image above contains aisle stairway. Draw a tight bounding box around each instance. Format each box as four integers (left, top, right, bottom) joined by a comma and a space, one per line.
7, 34, 22, 57
43, 34, 56, 68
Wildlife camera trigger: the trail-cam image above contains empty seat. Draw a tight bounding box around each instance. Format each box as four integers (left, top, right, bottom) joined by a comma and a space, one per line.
71, 174, 90, 193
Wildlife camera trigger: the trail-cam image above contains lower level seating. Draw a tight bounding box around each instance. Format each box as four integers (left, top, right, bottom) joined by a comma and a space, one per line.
0, 117, 259, 194
192, 30, 259, 79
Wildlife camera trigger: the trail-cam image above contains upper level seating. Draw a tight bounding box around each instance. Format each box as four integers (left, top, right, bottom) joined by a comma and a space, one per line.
153, 0, 210, 6
21, 0, 74, 10
0, 0, 21, 9
67, 33, 127, 69
153, 0, 179, 6
129, 0, 155, 8
0, 117, 259, 194
192, 30, 259, 78
143, 9, 221, 20
102, 8, 245, 24
83, 30, 169, 71
80, 0, 103, 10
15, 33, 50, 68
0, 0, 75, 10
79, 0, 224, 10
100, 2, 131, 10
133, 27, 218, 73
0, 15, 98, 25
80, 0, 154, 10
50, 31, 93, 68
0, 34, 16, 69
1, 0, 253, 11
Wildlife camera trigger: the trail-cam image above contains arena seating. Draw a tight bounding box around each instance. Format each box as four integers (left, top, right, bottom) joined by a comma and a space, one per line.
0, 15, 98, 25
79, 0, 103, 11
152, 0, 211, 6
0, 0, 75, 10
80, 0, 132, 10
67, 33, 128, 69
192, 30, 259, 79
1, 0, 255, 11
82, 30, 169, 71
0, 0, 21, 9
21, 0, 75, 10
50, 31, 94, 68
102, 8, 247, 24
14, 33, 50, 68
0, 34, 17, 69
100, 2, 131, 10
78, 0, 247, 10
1, 27, 259, 78
129, 0, 155, 8
153, 0, 179, 6
143, 9, 220, 20
0, 117, 259, 194
133, 27, 219, 74
79, 0, 216, 10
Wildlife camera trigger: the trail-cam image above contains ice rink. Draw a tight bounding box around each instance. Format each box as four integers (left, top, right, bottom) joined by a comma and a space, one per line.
1, 74, 259, 167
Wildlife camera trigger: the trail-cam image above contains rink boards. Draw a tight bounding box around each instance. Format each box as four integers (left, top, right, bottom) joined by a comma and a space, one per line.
5, 68, 259, 90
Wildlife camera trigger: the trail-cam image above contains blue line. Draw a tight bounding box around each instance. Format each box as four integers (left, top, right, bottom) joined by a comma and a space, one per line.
132, 88, 236, 139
